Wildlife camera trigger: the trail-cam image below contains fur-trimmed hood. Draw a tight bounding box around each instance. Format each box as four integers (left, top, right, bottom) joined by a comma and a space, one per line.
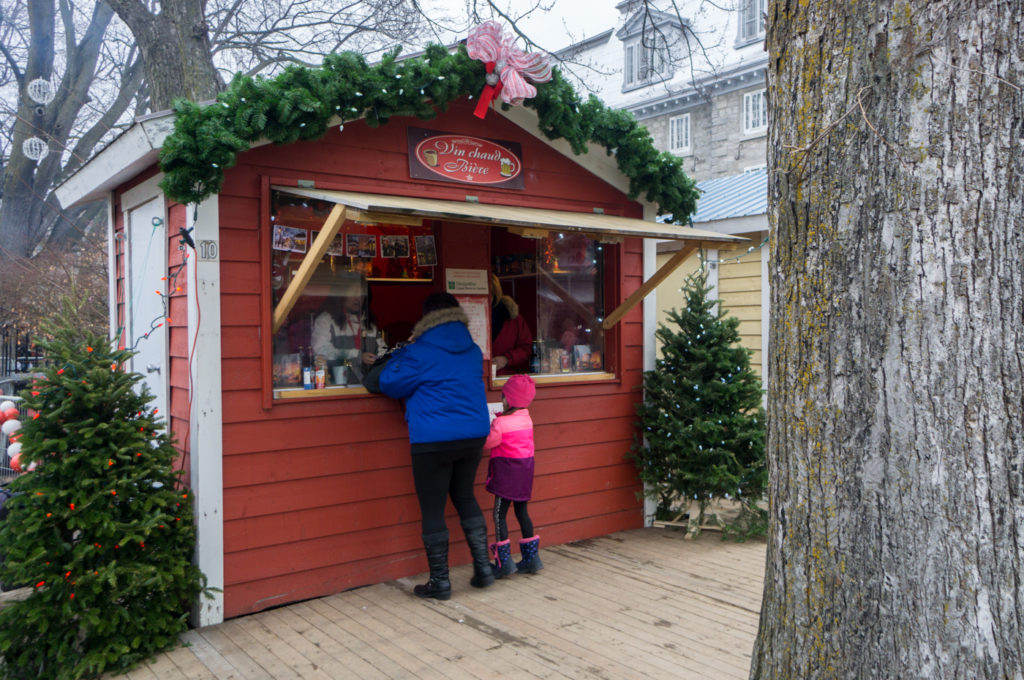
410, 306, 471, 342
495, 295, 519, 319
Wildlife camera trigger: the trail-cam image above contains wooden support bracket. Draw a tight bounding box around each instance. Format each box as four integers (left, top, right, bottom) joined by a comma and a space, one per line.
602, 241, 699, 330
272, 204, 348, 335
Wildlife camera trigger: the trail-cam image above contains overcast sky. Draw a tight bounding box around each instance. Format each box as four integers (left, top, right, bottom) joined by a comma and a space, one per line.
500, 0, 620, 52
423, 0, 621, 54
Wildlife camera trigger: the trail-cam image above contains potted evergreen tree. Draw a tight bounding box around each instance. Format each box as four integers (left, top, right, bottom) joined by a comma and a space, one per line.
631, 271, 767, 538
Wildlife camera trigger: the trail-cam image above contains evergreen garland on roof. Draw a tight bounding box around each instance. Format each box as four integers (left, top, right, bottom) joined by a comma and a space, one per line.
158, 44, 698, 221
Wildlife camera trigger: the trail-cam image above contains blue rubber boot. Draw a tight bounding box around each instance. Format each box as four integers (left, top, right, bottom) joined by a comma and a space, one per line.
516, 535, 544, 574
490, 539, 516, 579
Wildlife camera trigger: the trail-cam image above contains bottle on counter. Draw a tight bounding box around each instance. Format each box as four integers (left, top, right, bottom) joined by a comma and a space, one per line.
314, 354, 327, 389
301, 346, 314, 389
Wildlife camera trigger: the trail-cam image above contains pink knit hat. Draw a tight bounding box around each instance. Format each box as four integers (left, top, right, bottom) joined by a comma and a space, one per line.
502, 374, 536, 408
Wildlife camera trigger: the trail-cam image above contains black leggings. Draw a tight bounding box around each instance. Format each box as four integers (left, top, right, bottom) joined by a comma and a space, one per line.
493, 496, 534, 542
410, 443, 485, 536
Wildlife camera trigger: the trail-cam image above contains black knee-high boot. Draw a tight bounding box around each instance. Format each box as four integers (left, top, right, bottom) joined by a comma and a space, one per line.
414, 529, 451, 600
460, 516, 495, 588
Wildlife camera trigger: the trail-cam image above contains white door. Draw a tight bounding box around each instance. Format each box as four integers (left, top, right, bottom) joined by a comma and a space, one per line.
127, 198, 168, 422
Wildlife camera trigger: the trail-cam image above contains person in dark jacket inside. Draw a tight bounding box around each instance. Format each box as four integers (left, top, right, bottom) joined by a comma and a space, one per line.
378, 293, 494, 599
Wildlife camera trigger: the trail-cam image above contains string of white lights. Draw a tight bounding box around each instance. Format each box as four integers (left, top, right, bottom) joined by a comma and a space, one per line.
698, 236, 769, 267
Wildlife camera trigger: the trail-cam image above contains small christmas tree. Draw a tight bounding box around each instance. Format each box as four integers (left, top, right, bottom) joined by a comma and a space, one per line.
0, 306, 204, 680
630, 271, 767, 538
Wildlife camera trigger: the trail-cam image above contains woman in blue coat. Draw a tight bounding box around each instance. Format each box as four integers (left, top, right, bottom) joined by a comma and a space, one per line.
379, 293, 494, 599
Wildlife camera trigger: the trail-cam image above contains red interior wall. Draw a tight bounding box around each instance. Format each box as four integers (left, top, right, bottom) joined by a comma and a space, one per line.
215, 98, 648, 618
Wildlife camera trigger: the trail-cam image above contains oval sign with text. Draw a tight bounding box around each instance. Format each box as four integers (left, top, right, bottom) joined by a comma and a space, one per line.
413, 134, 522, 185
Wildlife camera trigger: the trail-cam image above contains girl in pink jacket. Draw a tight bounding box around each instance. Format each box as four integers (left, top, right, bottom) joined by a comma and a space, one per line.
485, 374, 543, 577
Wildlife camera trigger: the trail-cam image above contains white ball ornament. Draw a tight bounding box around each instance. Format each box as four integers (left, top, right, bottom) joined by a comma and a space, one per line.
22, 136, 49, 161
0, 401, 16, 412
7, 441, 22, 458
27, 78, 55, 105
2, 419, 21, 436
27, 461, 38, 472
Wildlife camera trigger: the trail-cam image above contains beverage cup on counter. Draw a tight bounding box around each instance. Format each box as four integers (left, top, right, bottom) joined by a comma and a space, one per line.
332, 365, 348, 386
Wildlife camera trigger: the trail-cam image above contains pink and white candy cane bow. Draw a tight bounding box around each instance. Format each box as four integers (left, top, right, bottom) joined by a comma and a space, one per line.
467, 21, 552, 119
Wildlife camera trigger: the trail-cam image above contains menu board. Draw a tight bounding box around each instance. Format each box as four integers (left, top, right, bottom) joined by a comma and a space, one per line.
455, 294, 491, 360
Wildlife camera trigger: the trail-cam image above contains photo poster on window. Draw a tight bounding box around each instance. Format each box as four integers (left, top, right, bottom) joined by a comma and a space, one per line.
305, 221, 435, 281
455, 294, 491, 360
272, 225, 309, 253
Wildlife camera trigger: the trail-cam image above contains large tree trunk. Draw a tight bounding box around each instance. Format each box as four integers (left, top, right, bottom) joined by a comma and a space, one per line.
106, 0, 222, 111
752, 1, 1023, 678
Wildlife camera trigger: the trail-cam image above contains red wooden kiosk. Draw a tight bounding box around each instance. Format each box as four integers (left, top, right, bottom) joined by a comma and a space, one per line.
56, 68, 741, 624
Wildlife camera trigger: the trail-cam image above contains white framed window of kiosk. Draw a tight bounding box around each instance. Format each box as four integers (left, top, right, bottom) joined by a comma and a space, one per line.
491, 227, 612, 383
269, 190, 436, 397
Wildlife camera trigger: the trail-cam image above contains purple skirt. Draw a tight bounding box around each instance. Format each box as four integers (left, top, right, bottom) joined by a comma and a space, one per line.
486, 456, 534, 502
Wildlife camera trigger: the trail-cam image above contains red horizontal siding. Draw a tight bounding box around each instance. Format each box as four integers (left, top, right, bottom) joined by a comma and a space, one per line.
219, 261, 262, 294
222, 505, 641, 616
220, 294, 260, 326
222, 358, 262, 391
224, 485, 640, 588
223, 441, 413, 486
220, 327, 261, 358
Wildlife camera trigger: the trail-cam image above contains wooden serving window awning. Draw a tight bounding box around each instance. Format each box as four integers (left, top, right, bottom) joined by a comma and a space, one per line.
270, 185, 746, 334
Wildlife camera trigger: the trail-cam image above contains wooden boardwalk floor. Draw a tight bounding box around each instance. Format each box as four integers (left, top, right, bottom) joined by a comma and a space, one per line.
115, 528, 766, 680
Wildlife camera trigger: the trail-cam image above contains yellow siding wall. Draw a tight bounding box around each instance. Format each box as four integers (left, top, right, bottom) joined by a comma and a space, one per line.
654, 232, 766, 378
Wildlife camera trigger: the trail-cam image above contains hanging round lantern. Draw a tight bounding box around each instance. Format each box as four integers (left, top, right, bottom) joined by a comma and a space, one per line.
27, 78, 55, 105
22, 136, 49, 161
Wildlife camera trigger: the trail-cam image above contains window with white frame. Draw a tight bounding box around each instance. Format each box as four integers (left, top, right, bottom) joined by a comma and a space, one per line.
743, 90, 768, 135
739, 0, 766, 42
623, 35, 669, 88
669, 114, 691, 154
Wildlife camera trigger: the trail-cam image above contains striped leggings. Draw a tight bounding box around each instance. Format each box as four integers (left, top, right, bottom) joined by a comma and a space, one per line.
493, 496, 534, 542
